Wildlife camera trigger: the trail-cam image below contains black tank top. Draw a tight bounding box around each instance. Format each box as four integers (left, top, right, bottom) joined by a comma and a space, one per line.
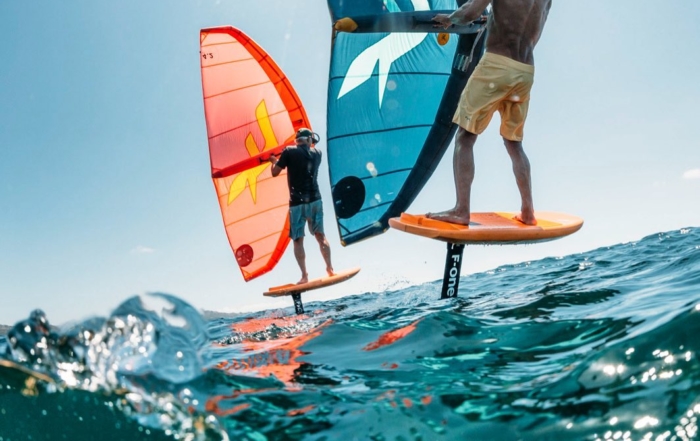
276, 145, 322, 206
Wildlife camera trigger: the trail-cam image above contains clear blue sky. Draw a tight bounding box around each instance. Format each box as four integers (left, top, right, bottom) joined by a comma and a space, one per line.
1, 1, 699, 326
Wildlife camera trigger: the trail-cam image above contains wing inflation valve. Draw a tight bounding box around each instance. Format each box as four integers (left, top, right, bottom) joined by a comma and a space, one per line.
334, 18, 358, 33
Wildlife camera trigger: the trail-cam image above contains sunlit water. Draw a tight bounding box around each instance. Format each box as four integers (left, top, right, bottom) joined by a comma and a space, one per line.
2, 227, 700, 441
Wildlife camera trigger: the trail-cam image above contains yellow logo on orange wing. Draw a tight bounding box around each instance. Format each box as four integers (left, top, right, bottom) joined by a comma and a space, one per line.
228, 100, 280, 205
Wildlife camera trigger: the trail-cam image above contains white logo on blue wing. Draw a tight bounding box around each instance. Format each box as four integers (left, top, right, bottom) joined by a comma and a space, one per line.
337, 0, 431, 108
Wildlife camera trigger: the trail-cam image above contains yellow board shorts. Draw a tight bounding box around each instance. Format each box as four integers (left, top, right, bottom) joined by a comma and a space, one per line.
453, 52, 535, 142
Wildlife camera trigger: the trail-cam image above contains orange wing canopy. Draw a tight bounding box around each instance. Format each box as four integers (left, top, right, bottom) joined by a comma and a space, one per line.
200, 26, 312, 281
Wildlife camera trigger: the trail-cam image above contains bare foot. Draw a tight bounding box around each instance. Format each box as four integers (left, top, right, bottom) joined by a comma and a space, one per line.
513, 212, 537, 226
296, 274, 309, 285
426, 209, 470, 226
326, 268, 335, 277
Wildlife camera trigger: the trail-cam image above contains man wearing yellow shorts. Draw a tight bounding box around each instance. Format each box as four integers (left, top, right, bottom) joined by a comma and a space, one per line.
431, 0, 552, 226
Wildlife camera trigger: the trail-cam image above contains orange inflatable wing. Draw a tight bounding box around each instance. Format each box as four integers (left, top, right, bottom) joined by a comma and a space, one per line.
200, 26, 312, 281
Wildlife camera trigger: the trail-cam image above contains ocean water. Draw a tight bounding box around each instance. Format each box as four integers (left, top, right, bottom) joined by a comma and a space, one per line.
2, 227, 700, 441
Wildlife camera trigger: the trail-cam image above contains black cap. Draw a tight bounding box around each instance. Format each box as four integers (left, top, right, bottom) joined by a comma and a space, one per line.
296, 128, 320, 145
296, 128, 314, 139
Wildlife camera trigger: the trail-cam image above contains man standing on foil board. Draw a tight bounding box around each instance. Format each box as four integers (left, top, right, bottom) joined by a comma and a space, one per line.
270, 128, 335, 284
431, 0, 552, 226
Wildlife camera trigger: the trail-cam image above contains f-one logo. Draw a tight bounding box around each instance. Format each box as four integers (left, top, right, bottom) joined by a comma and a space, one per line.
446, 253, 461, 297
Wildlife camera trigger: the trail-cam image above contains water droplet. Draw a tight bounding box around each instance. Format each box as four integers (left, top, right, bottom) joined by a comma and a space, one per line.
366, 162, 378, 178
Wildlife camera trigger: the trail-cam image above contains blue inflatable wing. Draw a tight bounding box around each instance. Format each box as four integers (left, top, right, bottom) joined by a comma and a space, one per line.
327, 0, 487, 246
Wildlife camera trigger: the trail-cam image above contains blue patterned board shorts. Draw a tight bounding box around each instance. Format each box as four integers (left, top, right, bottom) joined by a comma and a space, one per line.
289, 199, 324, 240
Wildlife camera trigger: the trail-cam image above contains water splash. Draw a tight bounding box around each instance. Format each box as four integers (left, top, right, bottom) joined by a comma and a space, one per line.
2, 227, 700, 440
2, 293, 228, 441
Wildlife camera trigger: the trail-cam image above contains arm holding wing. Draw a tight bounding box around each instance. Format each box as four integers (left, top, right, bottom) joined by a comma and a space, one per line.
269, 154, 283, 177
433, 0, 491, 29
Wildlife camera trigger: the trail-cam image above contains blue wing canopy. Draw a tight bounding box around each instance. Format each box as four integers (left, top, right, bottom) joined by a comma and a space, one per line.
326, 0, 487, 245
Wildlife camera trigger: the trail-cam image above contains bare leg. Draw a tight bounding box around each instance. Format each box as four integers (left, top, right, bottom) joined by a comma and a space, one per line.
427, 128, 477, 225
503, 138, 536, 225
293, 237, 308, 284
314, 232, 334, 276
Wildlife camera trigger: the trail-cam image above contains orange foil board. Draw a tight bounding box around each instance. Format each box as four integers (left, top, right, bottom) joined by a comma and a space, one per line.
264, 267, 361, 297
388, 212, 583, 244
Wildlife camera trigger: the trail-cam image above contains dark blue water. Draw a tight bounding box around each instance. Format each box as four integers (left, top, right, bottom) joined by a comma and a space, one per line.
2, 227, 700, 441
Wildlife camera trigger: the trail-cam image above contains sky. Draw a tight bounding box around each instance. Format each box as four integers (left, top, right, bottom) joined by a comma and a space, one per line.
1, 0, 699, 326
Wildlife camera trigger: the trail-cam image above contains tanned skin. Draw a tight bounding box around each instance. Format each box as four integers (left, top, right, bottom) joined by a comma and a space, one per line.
430, 0, 552, 226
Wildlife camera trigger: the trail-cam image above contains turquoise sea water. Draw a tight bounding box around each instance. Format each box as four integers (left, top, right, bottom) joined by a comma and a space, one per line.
2, 227, 700, 441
